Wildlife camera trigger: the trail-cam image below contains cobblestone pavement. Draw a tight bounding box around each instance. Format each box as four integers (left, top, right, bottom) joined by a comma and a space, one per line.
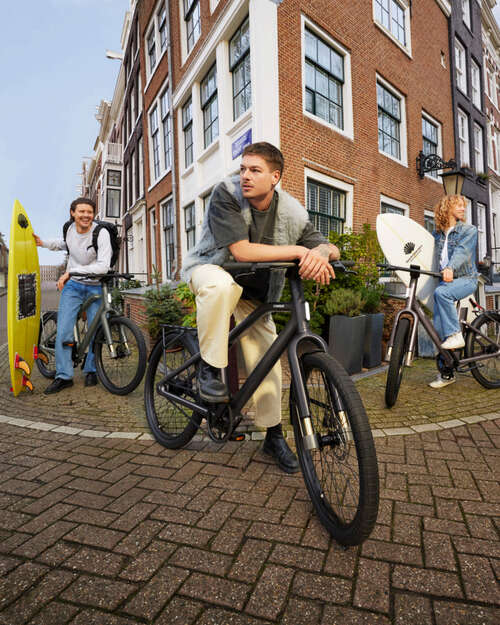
0, 415, 499, 624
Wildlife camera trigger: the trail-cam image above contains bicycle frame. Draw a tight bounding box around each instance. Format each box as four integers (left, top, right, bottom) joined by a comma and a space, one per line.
386, 268, 500, 370
158, 264, 330, 451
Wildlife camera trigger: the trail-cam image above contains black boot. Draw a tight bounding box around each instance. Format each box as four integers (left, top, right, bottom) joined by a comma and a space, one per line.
198, 360, 229, 403
262, 424, 299, 474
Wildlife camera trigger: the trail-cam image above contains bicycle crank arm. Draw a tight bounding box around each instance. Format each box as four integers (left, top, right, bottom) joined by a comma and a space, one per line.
156, 385, 209, 418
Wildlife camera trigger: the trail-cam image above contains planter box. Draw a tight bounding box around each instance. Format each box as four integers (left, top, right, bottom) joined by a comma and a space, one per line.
328, 315, 367, 375
363, 313, 384, 368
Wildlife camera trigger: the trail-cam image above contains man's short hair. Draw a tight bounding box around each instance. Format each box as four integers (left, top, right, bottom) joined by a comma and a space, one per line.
242, 142, 284, 177
70, 197, 96, 215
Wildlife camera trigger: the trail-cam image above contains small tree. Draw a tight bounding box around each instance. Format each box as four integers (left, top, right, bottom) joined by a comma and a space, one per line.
144, 284, 183, 340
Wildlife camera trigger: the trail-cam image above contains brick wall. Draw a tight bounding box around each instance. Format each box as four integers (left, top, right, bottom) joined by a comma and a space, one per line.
123, 293, 153, 350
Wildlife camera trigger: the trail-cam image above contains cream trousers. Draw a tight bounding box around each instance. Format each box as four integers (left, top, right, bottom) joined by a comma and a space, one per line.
190, 264, 281, 428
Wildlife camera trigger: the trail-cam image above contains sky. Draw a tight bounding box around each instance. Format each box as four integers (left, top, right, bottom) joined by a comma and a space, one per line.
0, 0, 129, 264
1, 1, 499, 265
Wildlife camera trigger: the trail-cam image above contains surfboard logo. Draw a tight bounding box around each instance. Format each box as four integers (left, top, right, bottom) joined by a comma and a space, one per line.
404, 241, 424, 263
404, 242, 415, 254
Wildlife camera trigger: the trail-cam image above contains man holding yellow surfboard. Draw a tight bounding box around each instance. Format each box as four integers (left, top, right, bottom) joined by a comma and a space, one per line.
33, 197, 112, 394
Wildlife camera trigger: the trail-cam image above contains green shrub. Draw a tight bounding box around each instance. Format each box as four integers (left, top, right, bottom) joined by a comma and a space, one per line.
174, 281, 197, 327
324, 288, 366, 318
144, 284, 183, 340
360, 285, 384, 314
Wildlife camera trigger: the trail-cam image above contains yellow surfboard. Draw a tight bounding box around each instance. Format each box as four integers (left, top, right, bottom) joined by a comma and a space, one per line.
7, 200, 41, 396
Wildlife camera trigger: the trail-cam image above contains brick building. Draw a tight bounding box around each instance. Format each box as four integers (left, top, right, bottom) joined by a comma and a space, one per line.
0, 232, 7, 289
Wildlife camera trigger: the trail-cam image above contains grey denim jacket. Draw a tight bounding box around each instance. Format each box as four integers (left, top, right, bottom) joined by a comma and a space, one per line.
433, 221, 478, 279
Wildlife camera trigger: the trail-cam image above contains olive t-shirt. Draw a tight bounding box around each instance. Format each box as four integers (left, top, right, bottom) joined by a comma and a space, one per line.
208, 185, 327, 301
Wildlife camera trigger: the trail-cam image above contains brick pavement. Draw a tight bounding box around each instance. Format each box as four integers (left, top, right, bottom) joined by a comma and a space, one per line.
0, 417, 499, 624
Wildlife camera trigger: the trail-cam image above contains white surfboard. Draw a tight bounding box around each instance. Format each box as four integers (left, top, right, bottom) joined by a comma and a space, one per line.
376, 213, 437, 310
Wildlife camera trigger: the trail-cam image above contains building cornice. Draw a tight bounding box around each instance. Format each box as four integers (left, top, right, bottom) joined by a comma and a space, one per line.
482, 0, 500, 49
435, 0, 451, 17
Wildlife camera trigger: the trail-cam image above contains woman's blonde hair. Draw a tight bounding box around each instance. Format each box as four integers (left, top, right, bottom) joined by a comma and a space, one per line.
433, 195, 465, 233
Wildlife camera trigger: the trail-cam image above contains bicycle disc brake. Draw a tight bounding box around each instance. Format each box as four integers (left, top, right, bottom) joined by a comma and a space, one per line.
207, 404, 234, 443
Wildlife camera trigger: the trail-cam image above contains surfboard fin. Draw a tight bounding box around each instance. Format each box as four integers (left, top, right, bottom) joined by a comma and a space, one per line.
15, 354, 31, 376
22, 376, 34, 392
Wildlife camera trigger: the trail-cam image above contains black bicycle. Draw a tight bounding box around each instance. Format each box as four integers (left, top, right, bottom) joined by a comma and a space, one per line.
37, 272, 147, 395
382, 263, 500, 407
144, 261, 379, 546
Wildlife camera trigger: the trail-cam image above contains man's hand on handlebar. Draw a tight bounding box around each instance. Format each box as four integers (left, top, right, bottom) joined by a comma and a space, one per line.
442, 267, 454, 283
298, 244, 338, 285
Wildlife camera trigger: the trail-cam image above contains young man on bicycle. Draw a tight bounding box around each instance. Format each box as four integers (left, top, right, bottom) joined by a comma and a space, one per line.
34, 197, 112, 394
182, 142, 339, 473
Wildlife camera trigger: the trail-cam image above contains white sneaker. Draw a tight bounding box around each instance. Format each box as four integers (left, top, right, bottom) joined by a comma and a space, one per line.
429, 373, 456, 389
441, 332, 465, 350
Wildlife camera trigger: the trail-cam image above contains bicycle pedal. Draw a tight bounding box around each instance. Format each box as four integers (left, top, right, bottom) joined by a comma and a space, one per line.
229, 432, 246, 442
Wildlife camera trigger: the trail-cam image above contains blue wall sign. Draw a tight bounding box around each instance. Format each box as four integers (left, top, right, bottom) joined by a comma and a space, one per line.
232, 128, 252, 160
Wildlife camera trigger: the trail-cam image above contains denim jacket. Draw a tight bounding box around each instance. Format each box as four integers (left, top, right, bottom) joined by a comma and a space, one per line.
433, 221, 478, 279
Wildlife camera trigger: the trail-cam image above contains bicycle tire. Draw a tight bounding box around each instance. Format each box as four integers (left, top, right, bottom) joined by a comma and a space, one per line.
290, 352, 379, 546
465, 311, 500, 389
385, 318, 411, 408
144, 331, 202, 449
94, 316, 147, 395
36, 311, 58, 379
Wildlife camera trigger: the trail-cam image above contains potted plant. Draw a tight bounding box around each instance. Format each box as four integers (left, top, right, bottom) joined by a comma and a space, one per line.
476, 171, 489, 186
360, 285, 385, 368
324, 288, 366, 375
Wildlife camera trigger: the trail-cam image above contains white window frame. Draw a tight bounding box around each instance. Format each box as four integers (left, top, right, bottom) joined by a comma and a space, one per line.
181, 0, 201, 60
304, 167, 354, 232
376, 74, 408, 166
373, 0, 412, 57
471, 59, 481, 110
473, 122, 484, 173
462, 0, 471, 29
138, 138, 144, 198
477, 203, 487, 261
301, 15, 354, 141
424, 209, 435, 234
149, 207, 157, 271
455, 38, 467, 95
144, 1, 168, 86
147, 81, 172, 188
457, 108, 470, 167
380, 194, 409, 217
160, 196, 176, 280
184, 202, 196, 251
422, 111, 443, 182
464, 197, 472, 224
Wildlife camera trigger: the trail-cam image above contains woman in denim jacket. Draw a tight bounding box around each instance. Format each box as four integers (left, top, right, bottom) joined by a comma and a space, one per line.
429, 194, 478, 388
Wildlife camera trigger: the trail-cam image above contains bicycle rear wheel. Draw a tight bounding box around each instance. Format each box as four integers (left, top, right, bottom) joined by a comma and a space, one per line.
94, 316, 147, 395
144, 331, 202, 449
465, 311, 500, 389
291, 352, 379, 546
385, 318, 411, 407
36, 311, 58, 378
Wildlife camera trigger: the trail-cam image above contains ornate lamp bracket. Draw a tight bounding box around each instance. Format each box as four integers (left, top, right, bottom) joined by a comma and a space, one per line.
416, 151, 457, 178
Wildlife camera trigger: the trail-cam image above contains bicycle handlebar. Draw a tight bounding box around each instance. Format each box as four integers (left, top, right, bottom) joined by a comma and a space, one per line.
69, 272, 136, 281
222, 259, 355, 273
377, 263, 442, 279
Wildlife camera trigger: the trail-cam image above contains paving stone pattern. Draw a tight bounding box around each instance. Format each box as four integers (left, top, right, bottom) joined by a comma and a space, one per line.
0, 418, 499, 624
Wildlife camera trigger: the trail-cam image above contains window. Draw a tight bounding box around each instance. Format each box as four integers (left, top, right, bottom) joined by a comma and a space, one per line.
374, 0, 408, 48
306, 179, 346, 236
107, 170, 121, 187
147, 30, 156, 74
182, 98, 193, 167
473, 123, 484, 172
201, 64, 218, 148
158, 5, 167, 53
230, 17, 251, 120
184, 203, 196, 249
422, 115, 439, 178
462, 0, 471, 29
138, 138, 144, 197
150, 208, 157, 269
477, 203, 487, 260
184, 0, 201, 53
377, 81, 401, 160
424, 212, 435, 234
471, 60, 481, 109
305, 28, 344, 129
160, 91, 172, 171
458, 109, 470, 167
381, 202, 404, 216
162, 198, 175, 279
106, 189, 120, 218
455, 39, 467, 94
149, 107, 161, 180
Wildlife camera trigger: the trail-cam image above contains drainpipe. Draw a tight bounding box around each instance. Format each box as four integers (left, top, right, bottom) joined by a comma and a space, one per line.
166, 0, 179, 280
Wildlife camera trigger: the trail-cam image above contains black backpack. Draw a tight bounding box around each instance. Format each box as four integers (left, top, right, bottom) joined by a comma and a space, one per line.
63, 219, 121, 268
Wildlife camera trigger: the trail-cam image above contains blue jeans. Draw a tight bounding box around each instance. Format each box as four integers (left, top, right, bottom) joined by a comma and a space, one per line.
433, 277, 477, 341
55, 279, 102, 380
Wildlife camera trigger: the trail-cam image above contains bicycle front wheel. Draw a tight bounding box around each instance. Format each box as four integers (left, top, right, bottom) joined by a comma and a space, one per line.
465, 311, 500, 389
385, 318, 411, 407
36, 311, 58, 379
144, 331, 202, 449
291, 352, 379, 546
94, 316, 147, 395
